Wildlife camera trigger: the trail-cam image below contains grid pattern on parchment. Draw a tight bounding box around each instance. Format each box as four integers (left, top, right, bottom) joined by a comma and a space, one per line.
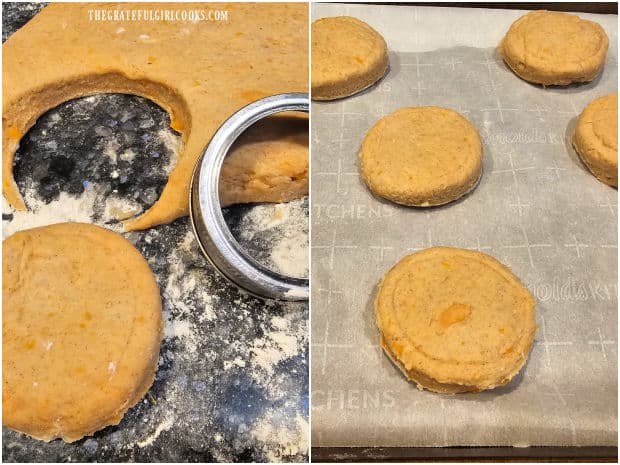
311, 4, 618, 448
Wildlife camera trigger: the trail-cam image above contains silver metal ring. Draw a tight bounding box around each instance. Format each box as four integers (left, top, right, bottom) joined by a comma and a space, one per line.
189, 93, 309, 301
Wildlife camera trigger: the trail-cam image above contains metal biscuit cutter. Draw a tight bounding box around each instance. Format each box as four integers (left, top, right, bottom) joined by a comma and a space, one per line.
189, 93, 309, 301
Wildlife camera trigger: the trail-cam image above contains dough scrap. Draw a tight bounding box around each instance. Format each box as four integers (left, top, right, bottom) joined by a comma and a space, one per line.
375, 247, 536, 393
2, 2, 308, 231
2, 223, 163, 442
500, 10, 608, 86
572, 92, 618, 187
221, 114, 308, 206
359, 107, 483, 206
311, 16, 388, 100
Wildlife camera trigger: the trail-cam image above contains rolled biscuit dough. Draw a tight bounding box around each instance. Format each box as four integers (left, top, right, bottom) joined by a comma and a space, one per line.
2, 223, 163, 442
572, 92, 618, 187
359, 107, 483, 206
375, 247, 536, 393
2, 2, 308, 231
311, 16, 388, 100
500, 10, 608, 86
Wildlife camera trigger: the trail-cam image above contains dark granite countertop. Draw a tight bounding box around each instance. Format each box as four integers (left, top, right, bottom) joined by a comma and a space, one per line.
2, 3, 308, 462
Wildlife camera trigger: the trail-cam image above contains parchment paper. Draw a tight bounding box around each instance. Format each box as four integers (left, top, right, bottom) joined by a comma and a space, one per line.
311, 3, 618, 448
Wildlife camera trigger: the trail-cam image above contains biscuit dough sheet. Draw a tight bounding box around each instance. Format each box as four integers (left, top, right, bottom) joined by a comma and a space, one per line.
311, 4, 617, 448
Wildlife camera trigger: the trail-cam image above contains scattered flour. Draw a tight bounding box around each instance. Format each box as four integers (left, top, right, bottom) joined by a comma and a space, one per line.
270, 316, 289, 331
161, 230, 213, 355
136, 415, 175, 448
250, 412, 308, 462
248, 315, 299, 377
223, 357, 246, 370
163, 227, 306, 381
284, 288, 309, 299
103, 139, 120, 163
156, 225, 307, 460
202, 302, 216, 322
157, 128, 180, 172
104, 195, 143, 221
249, 345, 290, 376
271, 231, 309, 278
2, 186, 120, 238
240, 203, 291, 236
237, 198, 309, 278
165, 318, 192, 339
120, 149, 136, 162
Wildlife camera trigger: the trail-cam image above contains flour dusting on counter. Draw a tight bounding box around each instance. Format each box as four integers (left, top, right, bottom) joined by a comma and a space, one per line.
136, 415, 175, 448
2, 186, 121, 238
232, 198, 309, 278
272, 231, 309, 278
251, 412, 309, 462
250, 322, 299, 376
157, 128, 181, 173
143, 222, 308, 462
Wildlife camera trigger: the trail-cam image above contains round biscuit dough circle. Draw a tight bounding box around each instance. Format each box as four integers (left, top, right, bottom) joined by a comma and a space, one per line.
2, 223, 163, 442
311, 16, 388, 100
501, 10, 608, 85
359, 107, 483, 206
375, 247, 536, 393
573, 92, 618, 187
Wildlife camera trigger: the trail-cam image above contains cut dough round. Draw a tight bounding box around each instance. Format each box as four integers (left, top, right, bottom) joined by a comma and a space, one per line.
500, 10, 608, 85
311, 16, 388, 100
376, 247, 536, 393
2, 223, 163, 442
573, 92, 618, 187
359, 107, 483, 206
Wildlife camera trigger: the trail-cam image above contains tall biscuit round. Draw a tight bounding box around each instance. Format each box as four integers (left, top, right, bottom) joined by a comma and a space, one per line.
2, 223, 163, 442
359, 107, 483, 206
375, 247, 537, 393
573, 93, 618, 187
311, 16, 388, 100
501, 10, 608, 85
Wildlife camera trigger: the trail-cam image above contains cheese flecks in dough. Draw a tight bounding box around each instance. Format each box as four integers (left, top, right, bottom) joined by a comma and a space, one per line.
311, 16, 388, 100
572, 93, 618, 187
500, 10, 608, 86
360, 107, 483, 207
376, 247, 536, 393
2, 223, 163, 442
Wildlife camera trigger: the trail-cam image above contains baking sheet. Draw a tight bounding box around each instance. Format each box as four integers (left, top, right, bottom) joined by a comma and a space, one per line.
2, 3, 308, 462
311, 3, 618, 448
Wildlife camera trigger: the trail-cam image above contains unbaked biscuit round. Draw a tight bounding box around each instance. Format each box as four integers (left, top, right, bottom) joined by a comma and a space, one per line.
2, 223, 163, 442
359, 107, 483, 206
376, 247, 536, 393
500, 10, 608, 86
311, 16, 388, 100
573, 92, 618, 187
